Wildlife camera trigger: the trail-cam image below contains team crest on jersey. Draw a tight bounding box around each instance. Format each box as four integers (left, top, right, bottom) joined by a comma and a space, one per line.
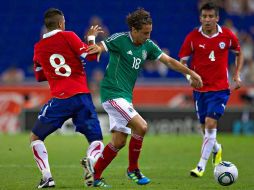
142, 50, 147, 60
128, 107, 134, 112
219, 42, 226, 49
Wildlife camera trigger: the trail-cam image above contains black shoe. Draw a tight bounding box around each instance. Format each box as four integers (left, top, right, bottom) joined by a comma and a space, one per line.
80, 157, 94, 187
37, 177, 55, 188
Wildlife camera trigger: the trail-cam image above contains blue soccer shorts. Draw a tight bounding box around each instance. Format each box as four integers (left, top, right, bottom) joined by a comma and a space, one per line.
193, 90, 230, 124
32, 93, 103, 142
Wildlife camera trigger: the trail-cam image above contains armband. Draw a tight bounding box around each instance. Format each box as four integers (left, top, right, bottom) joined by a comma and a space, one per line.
186, 74, 191, 81
87, 35, 95, 44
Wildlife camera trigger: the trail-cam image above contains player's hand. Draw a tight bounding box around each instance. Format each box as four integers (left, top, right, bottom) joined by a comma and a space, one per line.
87, 25, 104, 37
87, 44, 102, 54
232, 73, 241, 90
188, 71, 203, 88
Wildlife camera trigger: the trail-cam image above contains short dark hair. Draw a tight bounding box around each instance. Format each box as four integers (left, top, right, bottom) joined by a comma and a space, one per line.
126, 8, 152, 31
44, 8, 64, 30
199, 2, 219, 16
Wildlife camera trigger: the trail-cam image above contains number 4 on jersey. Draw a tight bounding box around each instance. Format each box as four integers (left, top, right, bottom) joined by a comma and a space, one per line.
209, 50, 215, 62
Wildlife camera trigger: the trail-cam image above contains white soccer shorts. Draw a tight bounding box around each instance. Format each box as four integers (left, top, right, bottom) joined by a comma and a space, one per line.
102, 98, 138, 134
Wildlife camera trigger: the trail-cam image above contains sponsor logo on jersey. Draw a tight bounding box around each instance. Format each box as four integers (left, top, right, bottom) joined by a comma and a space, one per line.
219, 42, 226, 49
199, 44, 205, 49
127, 50, 133, 55
142, 50, 147, 60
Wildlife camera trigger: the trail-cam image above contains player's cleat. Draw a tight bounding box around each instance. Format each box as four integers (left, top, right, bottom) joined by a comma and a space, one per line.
93, 178, 111, 188
37, 177, 55, 188
127, 169, 151, 185
212, 144, 222, 166
80, 157, 94, 187
190, 166, 204, 177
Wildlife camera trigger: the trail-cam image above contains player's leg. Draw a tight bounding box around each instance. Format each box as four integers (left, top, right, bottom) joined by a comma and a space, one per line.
198, 118, 217, 169
92, 98, 135, 187
211, 123, 222, 167
73, 93, 104, 187
208, 90, 230, 167
104, 98, 150, 185
190, 91, 206, 177
200, 124, 222, 166
30, 130, 55, 188
30, 97, 72, 188
191, 118, 218, 177
85, 141, 104, 171
126, 115, 150, 185
191, 90, 229, 177
93, 131, 127, 187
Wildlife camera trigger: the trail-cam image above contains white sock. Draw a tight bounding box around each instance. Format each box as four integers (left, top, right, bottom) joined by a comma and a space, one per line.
198, 128, 217, 170
202, 133, 220, 153
86, 141, 104, 166
31, 140, 52, 180
198, 158, 208, 170
213, 140, 220, 153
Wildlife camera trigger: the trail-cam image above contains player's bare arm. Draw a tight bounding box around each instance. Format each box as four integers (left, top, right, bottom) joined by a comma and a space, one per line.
180, 59, 202, 89
87, 42, 105, 54
180, 59, 189, 77
87, 42, 105, 61
232, 51, 244, 90
159, 53, 203, 88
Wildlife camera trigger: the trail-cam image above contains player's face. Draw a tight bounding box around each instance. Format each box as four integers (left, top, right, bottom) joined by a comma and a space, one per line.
200, 9, 219, 34
133, 24, 152, 45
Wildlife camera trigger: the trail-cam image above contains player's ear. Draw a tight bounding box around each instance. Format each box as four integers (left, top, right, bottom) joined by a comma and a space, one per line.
216, 16, 219, 22
199, 15, 202, 23
132, 27, 139, 35
59, 21, 64, 30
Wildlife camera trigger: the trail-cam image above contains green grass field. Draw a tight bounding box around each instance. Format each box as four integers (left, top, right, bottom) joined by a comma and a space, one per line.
0, 133, 253, 190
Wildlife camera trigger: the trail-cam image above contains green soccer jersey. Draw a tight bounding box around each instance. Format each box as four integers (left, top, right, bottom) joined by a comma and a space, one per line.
100, 32, 163, 103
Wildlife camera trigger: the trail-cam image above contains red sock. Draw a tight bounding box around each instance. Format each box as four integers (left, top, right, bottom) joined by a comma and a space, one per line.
128, 134, 143, 172
94, 143, 118, 180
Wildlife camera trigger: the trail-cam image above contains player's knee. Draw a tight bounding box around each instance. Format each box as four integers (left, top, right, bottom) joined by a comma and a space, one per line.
30, 132, 40, 143
112, 138, 127, 149
206, 121, 217, 129
140, 124, 148, 135
205, 118, 217, 129
136, 123, 148, 136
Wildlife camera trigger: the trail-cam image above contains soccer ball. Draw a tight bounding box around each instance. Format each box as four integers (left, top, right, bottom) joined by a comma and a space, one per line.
214, 161, 238, 186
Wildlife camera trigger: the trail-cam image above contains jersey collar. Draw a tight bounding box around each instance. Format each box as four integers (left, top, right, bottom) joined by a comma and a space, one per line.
198, 24, 222, 38
43, 29, 62, 39
128, 32, 134, 42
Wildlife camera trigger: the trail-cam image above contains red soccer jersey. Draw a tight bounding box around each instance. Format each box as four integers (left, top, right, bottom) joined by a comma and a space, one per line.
33, 30, 97, 98
179, 25, 241, 92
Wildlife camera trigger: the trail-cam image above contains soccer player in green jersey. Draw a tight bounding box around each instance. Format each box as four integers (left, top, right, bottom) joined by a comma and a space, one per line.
86, 8, 203, 187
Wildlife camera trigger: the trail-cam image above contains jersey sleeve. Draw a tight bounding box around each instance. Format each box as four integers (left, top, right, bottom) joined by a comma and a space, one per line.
33, 59, 47, 82
146, 40, 163, 60
101, 33, 122, 52
178, 33, 193, 60
228, 30, 241, 52
33, 47, 47, 82
64, 32, 97, 61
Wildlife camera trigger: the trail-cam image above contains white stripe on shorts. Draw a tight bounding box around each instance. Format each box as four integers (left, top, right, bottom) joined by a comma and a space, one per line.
109, 99, 131, 121
102, 98, 138, 134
